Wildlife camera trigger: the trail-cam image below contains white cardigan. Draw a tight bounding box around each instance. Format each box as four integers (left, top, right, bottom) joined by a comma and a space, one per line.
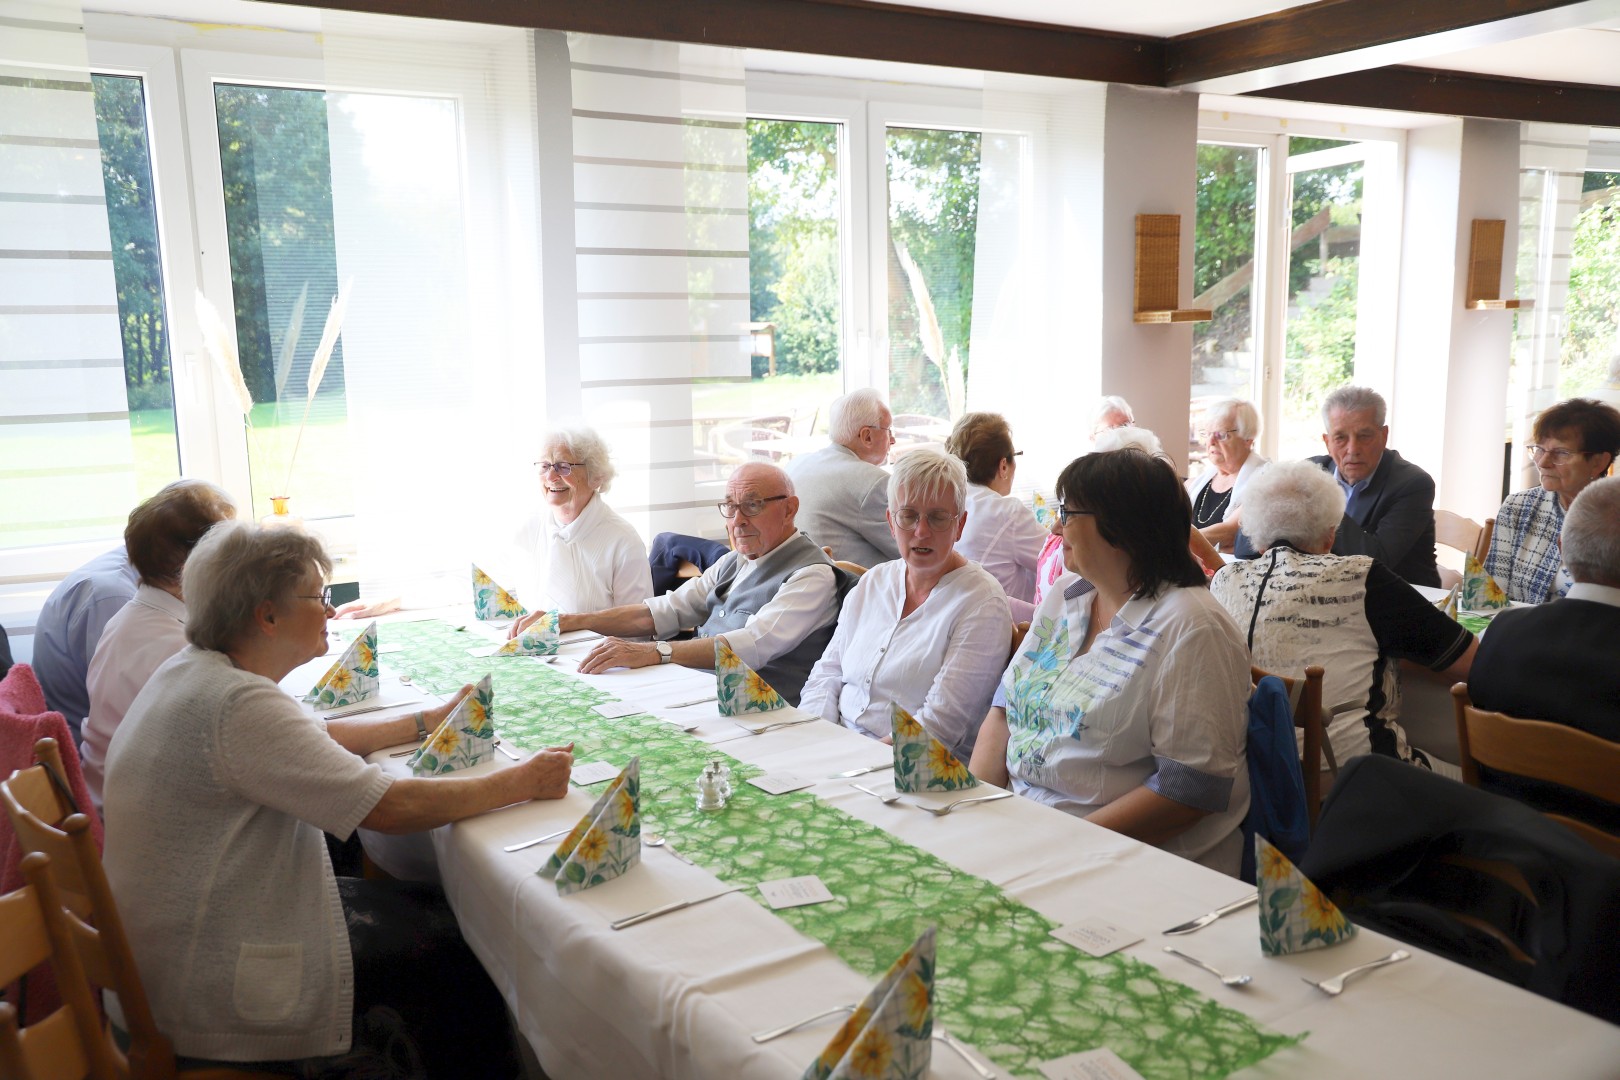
1185, 452, 1268, 524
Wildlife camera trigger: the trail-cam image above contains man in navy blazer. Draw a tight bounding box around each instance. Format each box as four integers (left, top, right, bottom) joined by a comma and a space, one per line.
1236, 386, 1440, 586
1469, 476, 1620, 828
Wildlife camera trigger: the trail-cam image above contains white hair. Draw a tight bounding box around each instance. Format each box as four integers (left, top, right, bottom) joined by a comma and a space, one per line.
541, 425, 615, 493
1321, 386, 1386, 429
887, 446, 968, 513
830, 388, 888, 447
1091, 425, 1163, 456
184, 520, 332, 652
1093, 395, 1134, 429
1240, 460, 1345, 551
1563, 476, 1620, 587
1204, 398, 1261, 440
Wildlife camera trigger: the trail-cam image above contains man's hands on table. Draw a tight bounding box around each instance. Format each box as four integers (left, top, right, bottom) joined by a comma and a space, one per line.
577, 637, 660, 674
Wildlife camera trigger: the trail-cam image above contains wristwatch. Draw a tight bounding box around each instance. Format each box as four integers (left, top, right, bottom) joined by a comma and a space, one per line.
413, 710, 429, 741
655, 641, 673, 665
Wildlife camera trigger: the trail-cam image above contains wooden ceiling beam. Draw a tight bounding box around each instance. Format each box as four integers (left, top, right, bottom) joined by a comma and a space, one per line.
276, 0, 1165, 85
1248, 65, 1620, 126
1166, 0, 1620, 94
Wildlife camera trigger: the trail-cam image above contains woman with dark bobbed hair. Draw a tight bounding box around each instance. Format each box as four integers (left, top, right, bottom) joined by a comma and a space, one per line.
1486, 398, 1620, 603
945, 411, 1047, 603
969, 449, 1252, 874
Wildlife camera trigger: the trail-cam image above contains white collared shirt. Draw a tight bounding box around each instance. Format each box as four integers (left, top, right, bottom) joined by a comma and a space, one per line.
516, 494, 652, 613
799, 560, 1011, 758
644, 532, 838, 670
957, 484, 1048, 603
1566, 582, 1620, 608
83, 583, 190, 809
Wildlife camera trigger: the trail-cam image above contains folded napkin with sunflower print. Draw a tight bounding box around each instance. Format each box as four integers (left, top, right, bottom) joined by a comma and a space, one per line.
891, 704, 976, 793
1459, 554, 1510, 612
715, 637, 788, 716
1255, 834, 1356, 955
304, 621, 379, 708
541, 758, 641, 895
497, 610, 561, 655
410, 674, 496, 776
803, 926, 934, 1080
472, 564, 528, 621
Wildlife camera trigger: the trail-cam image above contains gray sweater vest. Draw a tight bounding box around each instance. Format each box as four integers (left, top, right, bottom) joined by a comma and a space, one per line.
700, 531, 840, 705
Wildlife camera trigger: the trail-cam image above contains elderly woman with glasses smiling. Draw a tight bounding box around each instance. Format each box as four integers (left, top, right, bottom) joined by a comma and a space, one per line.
1485, 398, 1620, 604
800, 448, 1012, 759
509, 426, 652, 636
102, 520, 573, 1075
970, 449, 1252, 875
1185, 398, 1267, 553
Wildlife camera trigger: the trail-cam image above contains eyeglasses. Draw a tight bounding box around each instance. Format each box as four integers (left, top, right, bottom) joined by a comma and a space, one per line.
535, 460, 584, 476
1200, 429, 1241, 444
892, 508, 960, 533
718, 494, 789, 519
1525, 444, 1590, 464
1056, 506, 1094, 526
295, 586, 334, 607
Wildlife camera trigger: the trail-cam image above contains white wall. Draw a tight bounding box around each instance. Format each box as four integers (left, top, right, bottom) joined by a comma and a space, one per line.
1098, 85, 1201, 469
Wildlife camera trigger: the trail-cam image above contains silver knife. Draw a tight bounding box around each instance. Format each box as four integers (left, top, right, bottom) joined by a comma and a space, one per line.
610, 885, 746, 930
1162, 893, 1259, 936
835, 762, 895, 778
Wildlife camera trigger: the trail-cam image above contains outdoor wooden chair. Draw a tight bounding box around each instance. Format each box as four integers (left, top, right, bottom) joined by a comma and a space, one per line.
1250, 664, 1326, 830
2, 738, 281, 1080
1451, 686, 1620, 860
0, 852, 122, 1080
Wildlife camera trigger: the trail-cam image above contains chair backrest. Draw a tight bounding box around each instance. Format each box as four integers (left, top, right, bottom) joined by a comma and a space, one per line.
1434, 509, 1484, 559
1250, 664, 1324, 829
1451, 685, 1620, 859
1475, 517, 1496, 564
832, 560, 867, 578
2, 739, 177, 1079
1009, 621, 1031, 665
0, 852, 122, 1080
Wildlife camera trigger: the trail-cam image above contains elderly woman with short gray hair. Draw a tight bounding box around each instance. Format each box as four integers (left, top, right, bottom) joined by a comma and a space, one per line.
799, 447, 1012, 759
1186, 397, 1267, 552
1210, 459, 1476, 773
511, 424, 652, 635
103, 520, 573, 1075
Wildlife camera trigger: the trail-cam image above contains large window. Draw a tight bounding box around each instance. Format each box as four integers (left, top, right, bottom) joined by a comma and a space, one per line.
1190, 142, 1262, 472
1562, 170, 1620, 398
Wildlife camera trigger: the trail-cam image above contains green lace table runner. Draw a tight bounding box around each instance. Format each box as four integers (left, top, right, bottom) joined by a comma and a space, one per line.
378, 619, 1303, 1079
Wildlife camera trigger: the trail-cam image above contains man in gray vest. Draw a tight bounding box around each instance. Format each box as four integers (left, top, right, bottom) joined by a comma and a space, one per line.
785, 388, 899, 568
565, 463, 842, 704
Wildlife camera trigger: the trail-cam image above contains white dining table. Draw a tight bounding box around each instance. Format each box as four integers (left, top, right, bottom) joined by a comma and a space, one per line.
301, 611, 1620, 1080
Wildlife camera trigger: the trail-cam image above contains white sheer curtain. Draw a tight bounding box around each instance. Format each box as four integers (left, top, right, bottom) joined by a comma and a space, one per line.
316, 14, 546, 604
968, 75, 1107, 499
567, 33, 750, 542
0, 0, 136, 653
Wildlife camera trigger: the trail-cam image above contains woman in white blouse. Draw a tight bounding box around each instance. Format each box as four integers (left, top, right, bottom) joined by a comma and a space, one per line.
946, 412, 1048, 604
82, 479, 236, 809
1185, 398, 1267, 553
511, 426, 652, 635
799, 448, 1012, 760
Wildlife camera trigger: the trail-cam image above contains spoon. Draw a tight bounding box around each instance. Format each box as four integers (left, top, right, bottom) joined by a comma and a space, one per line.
642, 833, 693, 864
1163, 946, 1252, 988
851, 783, 901, 806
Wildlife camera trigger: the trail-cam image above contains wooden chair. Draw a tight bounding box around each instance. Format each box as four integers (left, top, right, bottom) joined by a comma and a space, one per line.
1250, 664, 1326, 829
1009, 621, 1031, 664
833, 560, 867, 578
2, 739, 281, 1080
1476, 517, 1496, 563
1451, 686, 1620, 860
1, 852, 122, 1080
1434, 509, 1489, 590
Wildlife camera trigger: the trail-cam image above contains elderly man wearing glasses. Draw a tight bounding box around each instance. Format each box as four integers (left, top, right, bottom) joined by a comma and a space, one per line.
565, 463, 844, 704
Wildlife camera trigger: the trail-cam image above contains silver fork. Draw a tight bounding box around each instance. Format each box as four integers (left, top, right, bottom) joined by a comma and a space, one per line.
1163, 946, 1252, 987
1304, 949, 1411, 995
709, 716, 818, 744
916, 790, 1013, 816
750, 1002, 854, 1043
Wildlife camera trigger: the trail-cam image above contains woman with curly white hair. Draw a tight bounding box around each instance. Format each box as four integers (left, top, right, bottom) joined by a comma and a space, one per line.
511, 425, 652, 634
1210, 459, 1477, 773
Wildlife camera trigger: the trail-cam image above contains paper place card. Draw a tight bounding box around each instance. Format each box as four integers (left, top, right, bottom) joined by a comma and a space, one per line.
1049, 918, 1143, 958
758, 875, 834, 910
1039, 1048, 1147, 1080
747, 773, 817, 796
592, 701, 644, 720
570, 760, 623, 786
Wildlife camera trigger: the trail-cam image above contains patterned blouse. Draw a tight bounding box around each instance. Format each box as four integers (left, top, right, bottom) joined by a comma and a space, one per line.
1485, 487, 1573, 604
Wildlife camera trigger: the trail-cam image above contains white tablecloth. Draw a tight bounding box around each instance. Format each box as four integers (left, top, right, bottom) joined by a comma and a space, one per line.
327, 613, 1620, 1080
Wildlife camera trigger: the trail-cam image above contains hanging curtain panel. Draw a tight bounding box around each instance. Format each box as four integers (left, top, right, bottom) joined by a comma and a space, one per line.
568, 33, 751, 543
